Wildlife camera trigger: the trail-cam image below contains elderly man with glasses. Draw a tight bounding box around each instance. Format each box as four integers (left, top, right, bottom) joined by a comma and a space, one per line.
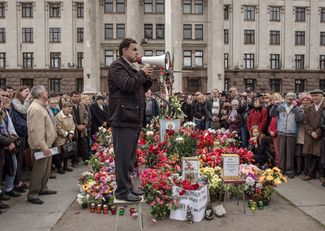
270, 92, 304, 178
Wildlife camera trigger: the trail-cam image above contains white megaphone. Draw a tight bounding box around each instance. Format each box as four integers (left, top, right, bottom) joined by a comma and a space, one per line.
136, 51, 171, 70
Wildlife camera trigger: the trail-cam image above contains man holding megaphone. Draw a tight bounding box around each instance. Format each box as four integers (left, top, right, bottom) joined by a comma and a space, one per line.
108, 38, 153, 202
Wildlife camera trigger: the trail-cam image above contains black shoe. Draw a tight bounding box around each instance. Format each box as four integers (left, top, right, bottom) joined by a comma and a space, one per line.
0, 193, 11, 201
63, 167, 73, 172
5, 190, 21, 197
14, 185, 27, 193
39, 190, 57, 195
287, 173, 295, 179
27, 198, 44, 204
57, 169, 65, 174
49, 174, 56, 179
131, 188, 144, 196
116, 192, 141, 202
0, 201, 9, 209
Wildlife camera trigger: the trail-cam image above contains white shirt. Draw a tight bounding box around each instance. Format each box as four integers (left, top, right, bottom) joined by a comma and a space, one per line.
211, 98, 220, 116
315, 101, 323, 112
285, 104, 294, 114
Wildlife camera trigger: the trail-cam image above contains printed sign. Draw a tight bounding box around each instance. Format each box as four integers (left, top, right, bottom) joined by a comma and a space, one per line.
222, 154, 240, 180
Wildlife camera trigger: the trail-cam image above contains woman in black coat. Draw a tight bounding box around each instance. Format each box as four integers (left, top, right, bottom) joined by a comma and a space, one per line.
90, 96, 109, 136
249, 126, 272, 168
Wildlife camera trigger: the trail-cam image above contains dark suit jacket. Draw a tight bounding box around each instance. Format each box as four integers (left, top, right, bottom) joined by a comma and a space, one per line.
90, 103, 109, 135
108, 58, 152, 128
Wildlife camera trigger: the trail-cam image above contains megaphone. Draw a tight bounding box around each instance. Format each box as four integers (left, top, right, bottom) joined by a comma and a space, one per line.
136, 51, 171, 70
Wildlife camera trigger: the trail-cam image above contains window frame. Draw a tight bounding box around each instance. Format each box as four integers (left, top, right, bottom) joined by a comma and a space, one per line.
22, 3, 33, 18
320, 55, 325, 70
244, 30, 255, 44
194, 50, 203, 67
183, 50, 192, 67
295, 79, 306, 93
156, 0, 165, 14
194, 24, 203, 40
144, 0, 153, 13
244, 6, 255, 21
50, 52, 61, 69
183, 24, 192, 40
224, 5, 229, 20
295, 7, 305, 22
104, 0, 113, 13
104, 23, 113, 40
105, 50, 114, 66
183, 0, 192, 14
244, 53, 255, 69
116, 23, 125, 39
295, 31, 305, 46
270, 54, 280, 69
295, 54, 305, 70
116, 0, 125, 13
49, 27, 61, 43
22, 52, 34, 68
0, 28, 6, 43
0, 52, 6, 68
194, 0, 203, 14
270, 79, 282, 92
270, 30, 280, 45
270, 6, 281, 21
77, 52, 83, 68
77, 28, 84, 43
76, 2, 84, 18
49, 3, 61, 18
144, 24, 153, 39
156, 24, 164, 39
22, 28, 33, 43
224, 53, 229, 69
49, 78, 61, 93
0, 3, 5, 18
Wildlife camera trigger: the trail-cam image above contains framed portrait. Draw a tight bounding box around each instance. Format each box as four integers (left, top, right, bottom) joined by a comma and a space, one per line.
182, 157, 200, 183
221, 154, 240, 180
159, 119, 181, 142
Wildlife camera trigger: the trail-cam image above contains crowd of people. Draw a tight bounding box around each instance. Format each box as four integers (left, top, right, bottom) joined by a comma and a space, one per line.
173, 87, 325, 185
0, 82, 325, 211
0, 85, 109, 212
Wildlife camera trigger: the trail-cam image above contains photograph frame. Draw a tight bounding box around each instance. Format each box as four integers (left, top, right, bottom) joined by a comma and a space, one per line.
221, 154, 240, 180
182, 157, 200, 183
159, 119, 181, 142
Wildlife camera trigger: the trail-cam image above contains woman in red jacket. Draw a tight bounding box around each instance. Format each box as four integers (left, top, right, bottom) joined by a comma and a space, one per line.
247, 98, 268, 133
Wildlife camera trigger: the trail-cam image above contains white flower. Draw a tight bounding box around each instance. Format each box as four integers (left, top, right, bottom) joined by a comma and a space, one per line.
183, 122, 196, 128
82, 171, 93, 176
146, 131, 154, 136
175, 136, 184, 142
256, 183, 263, 189
109, 148, 114, 155
245, 176, 255, 186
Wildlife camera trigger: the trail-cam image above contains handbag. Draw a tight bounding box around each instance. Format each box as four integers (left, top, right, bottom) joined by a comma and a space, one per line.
61, 140, 78, 158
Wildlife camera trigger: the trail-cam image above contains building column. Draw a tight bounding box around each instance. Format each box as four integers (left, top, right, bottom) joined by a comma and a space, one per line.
83, 0, 101, 93
207, 0, 224, 92
165, 0, 182, 93
126, 0, 141, 43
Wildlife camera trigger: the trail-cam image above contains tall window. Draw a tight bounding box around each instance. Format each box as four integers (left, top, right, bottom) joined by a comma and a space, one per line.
116, 24, 125, 39
22, 52, 33, 68
105, 24, 113, 39
224, 5, 229, 20
76, 78, 83, 92
183, 24, 192, 39
0, 53, 6, 68
270, 30, 280, 45
295, 7, 305, 22
321, 32, 325, 45
0, 28, 5, 43
270, 54, 280, 69
295, 55, 305, 70
144, 24, 153, 39
320, 79, 325, 90
270, 6, 280, 21
49, 28, 61, 43
224, 79, 230, 91
0, 3, 5, 18
187, 78, 200, 93
183, 0, 191, 14
22, 28, 33, 43
21, 79, 33, 89
105, 50, 114, 66
50, 52, 61, 68
244, 53, 254, 69
104, 0, 113, 13
49, 79, 61, 93
224, 29, 229, 44
270, 79, 282, 92
77, 52, 83, 68
22, 3, 33, 18
77, 28, 83, 42
77, 3, 84, 18
244, 79, 256, 91
321, 8, 325, 22
156, 50, 165, 56
0, 79, 6, 89
194, 50, 203, 67
194, 0, 203, 14
156, 0, 164, 14
183, 50, 192, 67
295, 79, 306, 93
49, 3, 61, 18
144, 50, 153, 56
244, 6, 255, 21
195, 24, 203, 40
295, 31, 305, 45
156, 24, 164, 39
320, 55, 325, 70
116, 0, 125, 13
224, 53, 229, 69
144, 0, 153, 13
244, 30, 255, 44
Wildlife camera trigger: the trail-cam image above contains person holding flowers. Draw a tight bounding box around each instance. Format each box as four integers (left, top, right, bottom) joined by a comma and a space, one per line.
249, 126, 271, 169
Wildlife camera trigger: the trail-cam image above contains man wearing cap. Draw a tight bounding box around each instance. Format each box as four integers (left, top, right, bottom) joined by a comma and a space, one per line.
302, 89, 325, 181
270, 92, 304, 178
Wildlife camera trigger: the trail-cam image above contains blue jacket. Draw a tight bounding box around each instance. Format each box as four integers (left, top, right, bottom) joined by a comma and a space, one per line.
269, 103, 304, 137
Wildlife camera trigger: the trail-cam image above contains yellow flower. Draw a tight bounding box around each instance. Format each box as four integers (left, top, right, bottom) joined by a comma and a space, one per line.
259, 176, 265, 182
272, 167, 281, 172
266, 175, 274, 181
274, 179, 281, 186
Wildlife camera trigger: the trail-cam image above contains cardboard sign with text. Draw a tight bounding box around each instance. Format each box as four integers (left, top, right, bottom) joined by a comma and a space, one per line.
222, 154, 240, 180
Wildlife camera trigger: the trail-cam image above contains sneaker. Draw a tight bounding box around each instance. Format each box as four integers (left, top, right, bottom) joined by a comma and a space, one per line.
5, 190, 21, 197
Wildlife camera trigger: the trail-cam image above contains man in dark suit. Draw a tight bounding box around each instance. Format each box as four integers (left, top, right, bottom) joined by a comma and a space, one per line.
90, 95, 109, 136
108, 38, 153, 202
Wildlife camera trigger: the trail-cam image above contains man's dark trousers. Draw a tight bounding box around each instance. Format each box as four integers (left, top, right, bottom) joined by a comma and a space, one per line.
113, 127, 140, 197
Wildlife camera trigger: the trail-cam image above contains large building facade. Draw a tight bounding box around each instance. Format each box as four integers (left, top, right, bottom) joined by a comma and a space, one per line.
0, 0, 325, 94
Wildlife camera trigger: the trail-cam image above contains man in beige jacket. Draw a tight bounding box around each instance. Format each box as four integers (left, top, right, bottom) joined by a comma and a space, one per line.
27, 85, 57, 204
